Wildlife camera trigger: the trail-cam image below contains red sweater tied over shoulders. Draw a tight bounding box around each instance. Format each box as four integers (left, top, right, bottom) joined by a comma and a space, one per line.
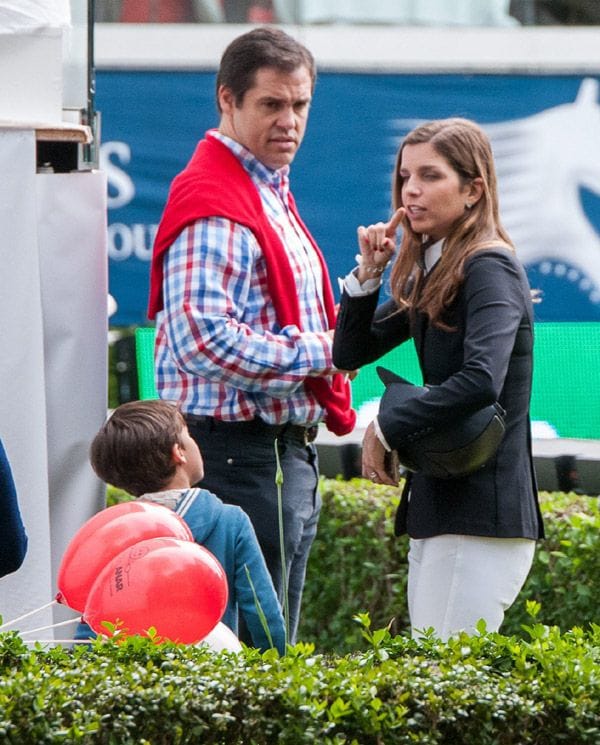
148, 134, 356, 436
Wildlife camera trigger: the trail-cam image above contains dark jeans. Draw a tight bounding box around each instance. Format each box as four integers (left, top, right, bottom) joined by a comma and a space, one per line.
186, 416, 321, 645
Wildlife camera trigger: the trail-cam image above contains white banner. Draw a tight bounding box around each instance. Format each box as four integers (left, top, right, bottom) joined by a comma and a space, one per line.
0, 129, 107, 638
0, 0, 70, 32
0, 129, 54, 632
37, 170, 108, 635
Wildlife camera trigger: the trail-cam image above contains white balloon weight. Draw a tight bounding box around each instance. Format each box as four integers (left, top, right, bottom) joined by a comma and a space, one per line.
199, 622, 242, 653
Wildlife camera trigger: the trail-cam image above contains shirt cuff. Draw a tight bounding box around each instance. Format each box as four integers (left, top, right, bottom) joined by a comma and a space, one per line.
373, 416, 392, 452
341, 267, 383, 297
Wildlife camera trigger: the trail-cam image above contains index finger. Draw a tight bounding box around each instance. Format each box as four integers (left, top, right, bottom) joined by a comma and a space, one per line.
385, 207, 405, 237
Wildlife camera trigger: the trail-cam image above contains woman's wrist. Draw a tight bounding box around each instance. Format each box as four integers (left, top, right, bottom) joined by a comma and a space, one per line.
355, 254, 389, 281
361, 264, 387, 276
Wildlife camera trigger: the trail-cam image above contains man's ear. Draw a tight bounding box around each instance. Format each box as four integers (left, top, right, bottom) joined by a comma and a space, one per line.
218, 85, 235, 115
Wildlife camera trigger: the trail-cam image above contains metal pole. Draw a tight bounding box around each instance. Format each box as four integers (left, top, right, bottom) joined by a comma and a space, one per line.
84, 0, 97, 167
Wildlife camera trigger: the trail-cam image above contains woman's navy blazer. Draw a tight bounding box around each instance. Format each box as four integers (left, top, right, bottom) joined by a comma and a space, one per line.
333, 248, 544, 540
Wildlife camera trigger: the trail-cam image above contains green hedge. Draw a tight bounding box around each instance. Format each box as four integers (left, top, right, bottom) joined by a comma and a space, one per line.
108, 479, 600, 654
0, 621, 599, 743
1, 482, 598, 743
298, 479, 407, 652
298, 479, 600, 654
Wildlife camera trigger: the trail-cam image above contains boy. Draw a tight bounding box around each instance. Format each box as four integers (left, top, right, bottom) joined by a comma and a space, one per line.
81, 399, 286, 654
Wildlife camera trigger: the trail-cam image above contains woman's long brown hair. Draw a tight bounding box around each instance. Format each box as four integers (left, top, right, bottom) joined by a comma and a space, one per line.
389, 118, 513, 328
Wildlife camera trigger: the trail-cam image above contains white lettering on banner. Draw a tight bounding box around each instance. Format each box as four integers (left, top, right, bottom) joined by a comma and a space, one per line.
108, 223, 158, 261
100, 141, 135, 209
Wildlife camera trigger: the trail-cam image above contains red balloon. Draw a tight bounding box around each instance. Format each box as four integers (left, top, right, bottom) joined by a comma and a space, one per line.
56, 502, 193, 612
83, 537, 228, 644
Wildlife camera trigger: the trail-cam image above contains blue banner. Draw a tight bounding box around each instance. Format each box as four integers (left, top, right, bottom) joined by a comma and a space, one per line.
97, 70, 600, 326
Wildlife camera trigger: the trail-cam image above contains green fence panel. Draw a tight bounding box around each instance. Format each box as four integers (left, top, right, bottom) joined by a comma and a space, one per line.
135, 326, 158, 400
134, 323, 600, 439
530, 322, 600, 439
349, 322, 600, 440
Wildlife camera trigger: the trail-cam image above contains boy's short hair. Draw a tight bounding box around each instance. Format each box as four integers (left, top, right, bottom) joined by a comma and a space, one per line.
90, 399, 186, 496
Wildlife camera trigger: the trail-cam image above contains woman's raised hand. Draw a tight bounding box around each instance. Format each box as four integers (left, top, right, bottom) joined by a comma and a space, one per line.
356, 208, 405, 284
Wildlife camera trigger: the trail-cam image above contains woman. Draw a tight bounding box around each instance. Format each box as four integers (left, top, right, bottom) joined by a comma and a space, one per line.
333, 118, 544, 640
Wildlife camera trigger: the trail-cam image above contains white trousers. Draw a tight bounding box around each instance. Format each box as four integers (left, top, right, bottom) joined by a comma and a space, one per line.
407, 534, 536, 641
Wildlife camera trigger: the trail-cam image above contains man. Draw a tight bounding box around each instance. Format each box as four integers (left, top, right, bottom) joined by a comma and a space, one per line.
148, 27, 355, 643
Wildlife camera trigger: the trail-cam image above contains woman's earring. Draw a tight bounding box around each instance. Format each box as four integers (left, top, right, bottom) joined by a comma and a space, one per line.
465, 202, 473, 209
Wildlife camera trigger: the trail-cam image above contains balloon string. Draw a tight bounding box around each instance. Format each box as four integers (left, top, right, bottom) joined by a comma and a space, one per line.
21, 639, 91, 645
19, 617, 81, 636
0, 599, 58, 630
274, 438, 289, 647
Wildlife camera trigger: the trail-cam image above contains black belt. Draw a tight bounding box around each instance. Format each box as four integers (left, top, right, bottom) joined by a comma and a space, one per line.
184, 415, 319, 446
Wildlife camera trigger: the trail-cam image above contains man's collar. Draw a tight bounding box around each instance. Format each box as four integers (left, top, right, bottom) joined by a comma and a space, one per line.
208, 129, 290, 185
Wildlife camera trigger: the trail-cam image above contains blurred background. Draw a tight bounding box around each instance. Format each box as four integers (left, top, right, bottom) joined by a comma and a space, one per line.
91, 0, 600, 490
93, 1, 600, 25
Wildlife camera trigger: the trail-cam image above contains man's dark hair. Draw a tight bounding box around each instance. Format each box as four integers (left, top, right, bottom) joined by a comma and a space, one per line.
89, 400, 186, 497
216, 26, 316, 111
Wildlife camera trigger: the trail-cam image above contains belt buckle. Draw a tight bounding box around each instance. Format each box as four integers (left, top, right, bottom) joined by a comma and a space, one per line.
304, 425, 318, 445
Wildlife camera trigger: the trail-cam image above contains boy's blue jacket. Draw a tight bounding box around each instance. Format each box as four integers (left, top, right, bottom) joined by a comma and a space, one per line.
174, 488, 285, 654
